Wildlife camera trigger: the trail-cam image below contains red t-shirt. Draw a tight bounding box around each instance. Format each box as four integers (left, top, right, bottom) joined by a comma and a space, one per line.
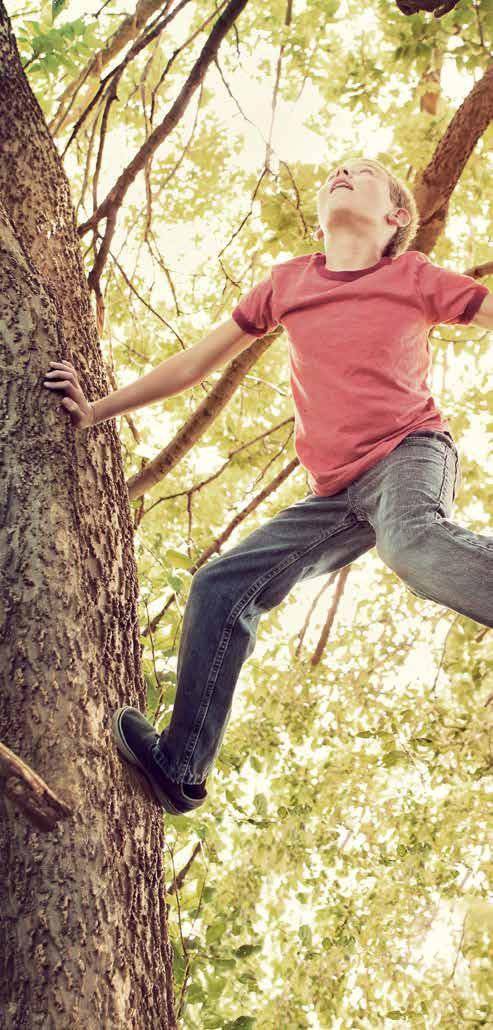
232, 249, 489, 497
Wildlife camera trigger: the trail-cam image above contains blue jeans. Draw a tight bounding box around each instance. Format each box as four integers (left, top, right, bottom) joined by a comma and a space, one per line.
154, 430, 493, 784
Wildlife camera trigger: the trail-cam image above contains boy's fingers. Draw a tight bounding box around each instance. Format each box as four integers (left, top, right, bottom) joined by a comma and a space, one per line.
45, 370, 78, 386
44, 380, 74, 391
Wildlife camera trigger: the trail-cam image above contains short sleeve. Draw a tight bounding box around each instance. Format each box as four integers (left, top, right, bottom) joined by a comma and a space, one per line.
415, 253, 489, 327
232, 272, 279, 337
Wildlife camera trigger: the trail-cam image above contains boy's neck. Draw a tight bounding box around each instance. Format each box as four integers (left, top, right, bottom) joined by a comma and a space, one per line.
320, 228, 385, 272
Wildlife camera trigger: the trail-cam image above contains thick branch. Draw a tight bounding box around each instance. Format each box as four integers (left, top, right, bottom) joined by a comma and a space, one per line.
411, 60, 493, 254
0, 742, 73, 832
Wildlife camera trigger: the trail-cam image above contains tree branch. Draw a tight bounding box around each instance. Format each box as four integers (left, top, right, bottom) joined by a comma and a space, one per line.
126, 327, 283, 500
310, 565, 351, 666
0, 741, 73, 832
61, 0, 203, 160
77, 0, 249, 250
140, 415, 294, 520
411, 60, 493, 254
142, 455, 300, 636
49, 0, 178, 137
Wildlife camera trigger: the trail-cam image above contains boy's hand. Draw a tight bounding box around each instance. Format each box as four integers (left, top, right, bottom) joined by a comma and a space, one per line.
43, 359, 95, 430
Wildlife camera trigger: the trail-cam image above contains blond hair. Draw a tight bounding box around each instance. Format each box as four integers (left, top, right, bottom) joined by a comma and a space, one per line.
357, 159, 420, 258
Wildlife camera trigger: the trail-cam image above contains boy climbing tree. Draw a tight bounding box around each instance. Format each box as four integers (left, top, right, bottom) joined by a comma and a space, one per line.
43, 156, 493, 815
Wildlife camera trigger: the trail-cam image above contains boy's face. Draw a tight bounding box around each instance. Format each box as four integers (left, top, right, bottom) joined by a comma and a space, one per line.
316, 158, 403, 238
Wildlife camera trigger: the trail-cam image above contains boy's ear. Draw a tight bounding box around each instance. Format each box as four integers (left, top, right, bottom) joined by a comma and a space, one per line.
313, 225, 324, 240
387, 207, 411, 228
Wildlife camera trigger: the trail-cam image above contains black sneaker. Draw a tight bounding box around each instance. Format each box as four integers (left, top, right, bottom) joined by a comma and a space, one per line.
111, 706, 207, 815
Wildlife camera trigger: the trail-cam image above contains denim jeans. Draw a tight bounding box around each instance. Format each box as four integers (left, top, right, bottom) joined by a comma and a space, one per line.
154, 430, 493, 785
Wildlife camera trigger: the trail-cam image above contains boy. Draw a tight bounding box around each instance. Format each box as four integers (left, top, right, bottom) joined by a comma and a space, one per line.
43, 156, 493, 816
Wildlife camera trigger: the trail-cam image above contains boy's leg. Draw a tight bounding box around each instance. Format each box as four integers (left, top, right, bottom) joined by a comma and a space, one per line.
351, 430, 493, 628
152, 490, 376, 786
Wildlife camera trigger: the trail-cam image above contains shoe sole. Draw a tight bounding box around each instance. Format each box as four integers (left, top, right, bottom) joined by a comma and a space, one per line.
111, 707, 191, 816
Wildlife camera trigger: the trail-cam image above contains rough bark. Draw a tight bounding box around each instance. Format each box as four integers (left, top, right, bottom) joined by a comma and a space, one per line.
0, 6, 177, 1027
411, 60, 493, 254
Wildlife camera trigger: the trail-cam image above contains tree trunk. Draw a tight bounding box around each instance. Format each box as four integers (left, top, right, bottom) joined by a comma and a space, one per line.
0, 6, 176, 1027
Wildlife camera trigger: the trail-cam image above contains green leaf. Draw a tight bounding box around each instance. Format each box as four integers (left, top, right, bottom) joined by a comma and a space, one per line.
238, 971, 258, 985
253, 792, 268, 816
207, 974, 227, 1000
184, 982, 205, 1004
215, 957, 236, 969
42, 53, 61, 74
205, 920, 227, 944
170, 938, 185, 976
382, 751, 409, 768
202, 1015, 224, 1029
166, 573, 183, 591
224, 1018, 255, 1029
299, 923, 312, 947
51, 0, 67, 21
165, 547, 194, 569
234, 944, 262, 959
145, 678, 160, 713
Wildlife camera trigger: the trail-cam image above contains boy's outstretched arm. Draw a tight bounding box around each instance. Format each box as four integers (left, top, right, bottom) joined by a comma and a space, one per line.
470, 291, 493, 329
43, 318, 257, 429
